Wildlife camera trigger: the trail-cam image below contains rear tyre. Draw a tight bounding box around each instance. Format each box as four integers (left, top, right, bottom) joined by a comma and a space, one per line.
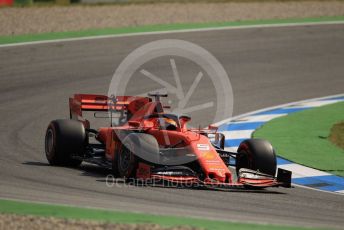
45, 119, 85, 167
236, 139, 276, 176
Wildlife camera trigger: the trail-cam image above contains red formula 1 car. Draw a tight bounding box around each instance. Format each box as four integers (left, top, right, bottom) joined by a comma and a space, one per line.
45, 93, 291, 189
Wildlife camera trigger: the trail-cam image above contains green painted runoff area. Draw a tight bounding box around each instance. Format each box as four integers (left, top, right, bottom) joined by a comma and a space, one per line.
254, 101, 344, 177
0, 199, 328, 230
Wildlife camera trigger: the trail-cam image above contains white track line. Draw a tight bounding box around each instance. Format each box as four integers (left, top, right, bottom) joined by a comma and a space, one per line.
287, 99, 344, 108
230, 114, 286, 123
1, 21, 344, 48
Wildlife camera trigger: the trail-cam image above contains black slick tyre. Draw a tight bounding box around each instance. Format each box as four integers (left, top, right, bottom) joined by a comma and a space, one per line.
45, 119, 85, 167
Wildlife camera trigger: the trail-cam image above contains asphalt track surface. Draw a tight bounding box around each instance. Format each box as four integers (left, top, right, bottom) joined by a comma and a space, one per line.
1, 24, 344, 229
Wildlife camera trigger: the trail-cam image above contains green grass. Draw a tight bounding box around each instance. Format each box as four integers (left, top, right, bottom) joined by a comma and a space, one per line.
0, 199, 326, 230
1, 16, 344, 45
254, 101, 344, 177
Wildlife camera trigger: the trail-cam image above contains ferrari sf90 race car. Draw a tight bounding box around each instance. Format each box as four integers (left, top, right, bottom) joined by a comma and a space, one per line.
45, 93, 291, 189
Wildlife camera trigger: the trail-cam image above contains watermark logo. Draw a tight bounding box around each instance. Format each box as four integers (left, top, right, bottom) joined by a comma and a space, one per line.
108, 39, 233, 165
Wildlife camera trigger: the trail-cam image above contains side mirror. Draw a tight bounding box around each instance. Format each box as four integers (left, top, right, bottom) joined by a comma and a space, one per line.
179, 115, 191, 130
179, 115, 191, 122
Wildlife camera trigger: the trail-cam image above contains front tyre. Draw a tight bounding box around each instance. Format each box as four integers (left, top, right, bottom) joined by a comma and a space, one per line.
236, 139, 277, 177
45, 119, 85, 167
114, 133, 159, 178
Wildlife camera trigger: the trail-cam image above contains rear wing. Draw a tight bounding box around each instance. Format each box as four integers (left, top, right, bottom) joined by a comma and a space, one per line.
69, 94, 108, 121
69, 94, 151, 127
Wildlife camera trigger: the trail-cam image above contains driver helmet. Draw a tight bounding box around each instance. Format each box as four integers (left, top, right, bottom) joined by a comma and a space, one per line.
159, 117, 178, 130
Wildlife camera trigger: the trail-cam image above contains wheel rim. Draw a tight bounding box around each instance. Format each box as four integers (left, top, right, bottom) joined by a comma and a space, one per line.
45, 128, 54, 157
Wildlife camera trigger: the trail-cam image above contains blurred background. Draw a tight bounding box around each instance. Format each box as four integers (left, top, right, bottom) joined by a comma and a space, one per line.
1, 0, 344, 37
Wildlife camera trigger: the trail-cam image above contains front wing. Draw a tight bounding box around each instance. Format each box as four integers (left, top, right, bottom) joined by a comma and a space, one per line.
136, 163, 292, 189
